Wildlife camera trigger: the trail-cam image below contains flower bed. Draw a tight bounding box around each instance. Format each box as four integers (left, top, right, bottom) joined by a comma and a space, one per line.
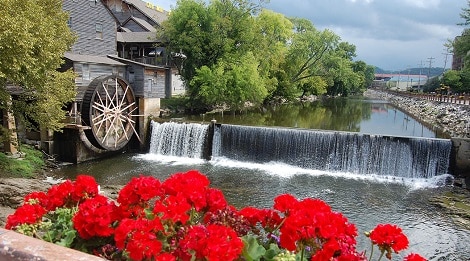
5, 170, 426, 261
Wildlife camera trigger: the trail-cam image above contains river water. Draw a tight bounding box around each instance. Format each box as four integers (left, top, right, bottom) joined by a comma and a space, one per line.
183, 98, 447, 138
52, 98, 469, 260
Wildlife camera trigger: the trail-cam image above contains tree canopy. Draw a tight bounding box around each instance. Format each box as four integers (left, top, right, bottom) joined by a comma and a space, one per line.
159, 0, 373, 111
0, 0, 76, 142
443, 1, 470, 94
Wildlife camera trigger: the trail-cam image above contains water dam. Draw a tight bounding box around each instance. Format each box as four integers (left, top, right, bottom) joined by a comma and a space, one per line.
150, 121, 452, 179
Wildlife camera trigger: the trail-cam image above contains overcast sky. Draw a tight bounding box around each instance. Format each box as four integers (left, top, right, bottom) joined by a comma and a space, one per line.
149, 0, 468, 71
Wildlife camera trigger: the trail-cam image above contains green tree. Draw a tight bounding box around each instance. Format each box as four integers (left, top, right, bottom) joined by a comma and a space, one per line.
422, 76, 440, 93
0, 0, 76, 142
352, 61, 375, 90
441, 70, 462, 93
323, 43, 366, 96
160, 0, 374, 108
285, 18, 340, 89
268, 18, 341, 100
453, 2, 470, 69
453, 28, 470, 68
326, 57, 362, 96
458, 68, 470, 93
254, 9, 293, 98
159, 0, 263, 109
192, 52, 268, 110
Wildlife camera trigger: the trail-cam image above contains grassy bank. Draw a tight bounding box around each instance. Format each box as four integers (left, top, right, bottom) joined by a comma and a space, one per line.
0, 145, 45, 178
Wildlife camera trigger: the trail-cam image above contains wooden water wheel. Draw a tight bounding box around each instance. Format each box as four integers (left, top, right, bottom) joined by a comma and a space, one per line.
81, 75, 140, 151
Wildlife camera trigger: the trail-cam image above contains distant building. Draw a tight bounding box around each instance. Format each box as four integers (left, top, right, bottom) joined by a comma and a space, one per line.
373, 74, 427, 91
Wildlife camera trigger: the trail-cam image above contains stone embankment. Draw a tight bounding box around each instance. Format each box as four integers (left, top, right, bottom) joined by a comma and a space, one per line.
364, 89, 470, 138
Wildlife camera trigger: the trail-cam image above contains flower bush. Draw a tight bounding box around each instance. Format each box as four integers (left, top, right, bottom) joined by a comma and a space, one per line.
5, 170, 427, 261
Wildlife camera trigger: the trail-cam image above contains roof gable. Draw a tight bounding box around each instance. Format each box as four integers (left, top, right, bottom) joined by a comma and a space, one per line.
122, 16, 157, 32
123, 0, 169, 25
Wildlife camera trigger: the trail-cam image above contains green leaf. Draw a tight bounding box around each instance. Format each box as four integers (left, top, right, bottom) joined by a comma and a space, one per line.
242, 235, 267, 261
57, 229, 77, 248
264, 243, 282, 260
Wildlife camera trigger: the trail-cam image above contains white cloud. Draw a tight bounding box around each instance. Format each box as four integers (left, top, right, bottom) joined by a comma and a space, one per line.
347, 0, 374, 3
150, 0, 467, 70
402, 0, 440, 9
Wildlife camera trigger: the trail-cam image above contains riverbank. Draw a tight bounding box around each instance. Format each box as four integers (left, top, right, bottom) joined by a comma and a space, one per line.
364, 89, 470, 139
0, 176, 122, 228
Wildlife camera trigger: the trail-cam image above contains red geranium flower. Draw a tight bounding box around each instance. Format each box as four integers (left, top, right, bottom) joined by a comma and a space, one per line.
114, 218, 164, 261
73, 195, 119, 239
238, 206, 262, 227
155, 252, 176, 261
71, 175, 99, 202
23, 191, 48, 206
368, 224, 409, 259
239, 207, 282, 231
278, 197, 359, 259
117, 175, 163, 218
153, 194, 192, 224
162, 170, 210, 211
273, 193, 299, 214
404, 253, 427, 261
5, 204, 47, 229
205, 188, 227, 212
45, 180, 74, 210
178, 224, 243, 261
162, 170, 210, 195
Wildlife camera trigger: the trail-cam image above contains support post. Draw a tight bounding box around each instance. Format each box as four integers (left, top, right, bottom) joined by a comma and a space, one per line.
203, 120, 217, 161
2, 97, 18, 154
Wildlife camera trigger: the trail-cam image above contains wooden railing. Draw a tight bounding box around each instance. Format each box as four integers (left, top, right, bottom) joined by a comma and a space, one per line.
386, 91, 470, 106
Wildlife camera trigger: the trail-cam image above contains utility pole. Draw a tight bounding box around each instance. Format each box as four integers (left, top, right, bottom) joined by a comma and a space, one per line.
407, 65, 411, 90
418, 61, 423, 91
442, 51, 452, 74
427, 57, 435, 79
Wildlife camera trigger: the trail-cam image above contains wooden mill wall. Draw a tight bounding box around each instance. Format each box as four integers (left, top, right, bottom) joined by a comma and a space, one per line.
63, 0, 117, 56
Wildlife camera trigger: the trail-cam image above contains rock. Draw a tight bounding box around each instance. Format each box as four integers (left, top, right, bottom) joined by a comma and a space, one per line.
0, 177, 122, 228
0, 178, 52, 227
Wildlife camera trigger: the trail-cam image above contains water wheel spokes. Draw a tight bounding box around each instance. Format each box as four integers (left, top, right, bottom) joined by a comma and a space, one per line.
81, 75, 141, 151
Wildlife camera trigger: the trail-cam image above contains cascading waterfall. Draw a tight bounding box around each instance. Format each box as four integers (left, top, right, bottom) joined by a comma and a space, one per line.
212, 124, 452, 178
148, 121, 452, 178
149, 121, 209, 158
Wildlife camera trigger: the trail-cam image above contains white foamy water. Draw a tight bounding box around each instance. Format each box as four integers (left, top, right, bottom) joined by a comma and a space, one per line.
133, 153, 453, 190
210, 156, 453, 190
134, 153, 206, 166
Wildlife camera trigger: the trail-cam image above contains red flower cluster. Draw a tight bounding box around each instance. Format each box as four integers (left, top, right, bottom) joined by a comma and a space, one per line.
4, 203, 47, 229
5, 174, 99, 229
178, 224, 243, 260
5, 170, 426, 261
117, 175, 163, 218
368, 224, 409, 259
114, 218, 165, 260
274, 194, 363, 260
113, 171, 240, 260
73, 195, 120, 239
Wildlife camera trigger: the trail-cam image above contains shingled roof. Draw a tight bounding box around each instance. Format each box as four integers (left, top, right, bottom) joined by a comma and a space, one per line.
64, 53, 125, 65
123, 0, 169, 25
122, 16, 157, 32
117, 32, 160, 43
